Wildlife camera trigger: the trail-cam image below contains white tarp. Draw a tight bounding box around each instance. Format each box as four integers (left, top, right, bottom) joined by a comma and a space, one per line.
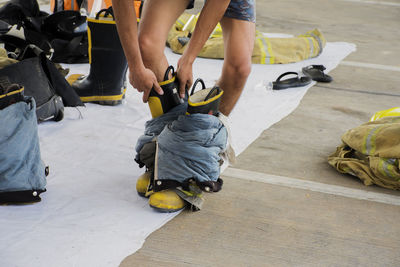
0, 42, 356, 267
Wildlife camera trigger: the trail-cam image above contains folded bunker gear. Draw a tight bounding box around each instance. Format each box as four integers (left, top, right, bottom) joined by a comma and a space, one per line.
328, 116, 400, 190
135, 79, 227, 212
0, 84, 47, 203
168, 13, 326, 65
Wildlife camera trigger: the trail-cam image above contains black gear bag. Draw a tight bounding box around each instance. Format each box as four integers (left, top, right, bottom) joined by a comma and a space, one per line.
0, 45, 83, 122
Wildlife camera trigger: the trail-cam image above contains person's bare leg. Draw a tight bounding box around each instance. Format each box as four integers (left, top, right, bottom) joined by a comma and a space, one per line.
138, 0, 189, 81
217, 17, 255, 116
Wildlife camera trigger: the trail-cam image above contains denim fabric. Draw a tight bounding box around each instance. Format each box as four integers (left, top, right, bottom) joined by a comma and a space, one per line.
156, 113, 227, 183
135, 102, 187, 156
225, 0, 255, 23
0, 97, 46, 193
187, 0, 256, 22
135, 103, 227, 184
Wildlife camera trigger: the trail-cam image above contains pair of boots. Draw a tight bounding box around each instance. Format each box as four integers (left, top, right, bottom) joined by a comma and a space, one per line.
148, 68, 224, 119
138, 74, 224, 213
136, 172, 187, 213
136, 171, 205, 213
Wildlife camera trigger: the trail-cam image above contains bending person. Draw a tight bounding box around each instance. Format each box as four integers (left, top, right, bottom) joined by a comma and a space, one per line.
113, 0, 255, 116
113, 0, 255, 212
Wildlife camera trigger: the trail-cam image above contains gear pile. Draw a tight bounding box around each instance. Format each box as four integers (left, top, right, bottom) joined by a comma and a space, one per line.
135, 73, 230, 212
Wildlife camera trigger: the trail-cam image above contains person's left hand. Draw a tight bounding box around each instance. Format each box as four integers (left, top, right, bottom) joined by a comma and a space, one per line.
177, 56, 194, 98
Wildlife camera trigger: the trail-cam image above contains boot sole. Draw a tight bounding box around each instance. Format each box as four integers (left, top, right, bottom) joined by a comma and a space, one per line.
80, 88, 127, 106
149, 204, 185, 213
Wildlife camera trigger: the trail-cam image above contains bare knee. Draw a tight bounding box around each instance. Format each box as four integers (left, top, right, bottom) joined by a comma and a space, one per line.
238, 61, 252, 80
225, 59, 252, 82
138, 33, 158, 60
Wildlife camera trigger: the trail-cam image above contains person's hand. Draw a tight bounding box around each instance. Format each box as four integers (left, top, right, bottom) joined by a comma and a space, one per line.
129, 67, 163, 102
177, 56, 194, 98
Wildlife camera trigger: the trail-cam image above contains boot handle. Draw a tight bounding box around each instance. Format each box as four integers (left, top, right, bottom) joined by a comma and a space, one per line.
204, 86, 221, 101
163, 65, 175, 81
96, 7, 115, 20
190, 78, 206, 96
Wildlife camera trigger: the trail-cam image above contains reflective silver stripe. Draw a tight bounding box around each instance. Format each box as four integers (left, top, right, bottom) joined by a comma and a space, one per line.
307, 37, 314, 56
177, 19, 185, 28
381, 159, 399, 180
310, 33, 323, 56
365, 126, 380, 154
386, 158, 397, 165
261, 38, 271, 64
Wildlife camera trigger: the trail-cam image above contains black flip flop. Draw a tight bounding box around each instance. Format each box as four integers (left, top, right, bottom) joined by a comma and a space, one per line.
272, 72, 312, 90
302, 65, 333, 83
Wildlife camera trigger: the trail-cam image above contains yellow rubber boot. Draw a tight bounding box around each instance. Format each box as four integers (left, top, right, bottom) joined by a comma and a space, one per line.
187, 78, 223, 116
148, 66, 183, 118
136, 172, 151, 197
149, 190, 186, 213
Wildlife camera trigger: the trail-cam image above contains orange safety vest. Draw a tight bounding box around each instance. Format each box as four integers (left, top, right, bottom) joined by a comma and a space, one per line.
51, 0, 142, 18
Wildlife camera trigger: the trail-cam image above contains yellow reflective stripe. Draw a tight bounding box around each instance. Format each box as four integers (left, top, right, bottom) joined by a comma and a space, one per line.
180, 189, 195, 197
188, 90, 223, 107
310, 32, 323, 56
311, 37, 319, 57
302, 37, 309, 56
176, 18, 186, 30
179, 189, 202, 197
256, 38, 266, 64
80, 88, 127, 102
370, 107, 400, 121
305, 37, 314, 57
0, 87, 24, 99
182, 14, 196, 32
210, 23, 223, 38
379, 158, 400, 180
263, 37, 275, 64
363, 126, 384, 155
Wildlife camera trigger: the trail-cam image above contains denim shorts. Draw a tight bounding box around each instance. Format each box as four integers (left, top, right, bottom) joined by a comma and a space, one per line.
187, 0, 256, 23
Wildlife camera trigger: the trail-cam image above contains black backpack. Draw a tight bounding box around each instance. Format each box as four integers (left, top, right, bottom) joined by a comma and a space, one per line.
0, 45, 83, 122
0, 0, 88, 63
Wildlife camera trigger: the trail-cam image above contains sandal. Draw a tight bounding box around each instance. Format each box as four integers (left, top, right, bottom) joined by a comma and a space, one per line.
302, 65, 333, 83
272, 72, 312, 90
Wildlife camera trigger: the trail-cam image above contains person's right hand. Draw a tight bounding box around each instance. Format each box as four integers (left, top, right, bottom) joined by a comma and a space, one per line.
129, 67, 163, 103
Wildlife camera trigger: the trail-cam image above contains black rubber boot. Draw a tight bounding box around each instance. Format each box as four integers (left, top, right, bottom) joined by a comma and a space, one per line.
68, 7, 128, 106
187, 78, 223, 116
148, 66, 184, 118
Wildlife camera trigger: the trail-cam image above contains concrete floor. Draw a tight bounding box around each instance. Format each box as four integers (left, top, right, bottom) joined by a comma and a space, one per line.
120, 0, 400, 266
2, 0, 397, 265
